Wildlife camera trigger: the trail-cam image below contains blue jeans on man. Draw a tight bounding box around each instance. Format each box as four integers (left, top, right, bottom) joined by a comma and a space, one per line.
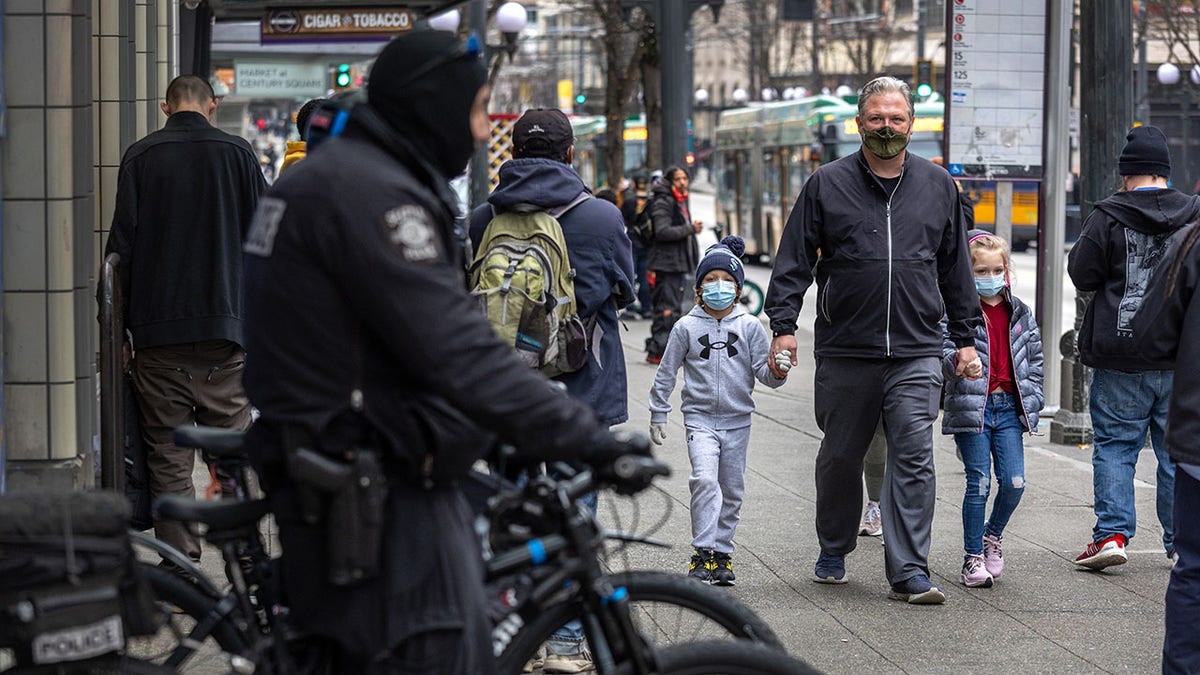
1164, 464, 1200, 674
955, 392, 1026, 556
1089, 368, 1175, 553
547, 490, 598, 654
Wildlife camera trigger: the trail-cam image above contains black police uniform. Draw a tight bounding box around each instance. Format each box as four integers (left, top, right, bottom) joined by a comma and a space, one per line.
242, 106, 602, 673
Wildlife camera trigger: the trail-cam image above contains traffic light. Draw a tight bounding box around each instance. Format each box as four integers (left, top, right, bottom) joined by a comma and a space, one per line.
914, 58, 934, 98
334, 63, 352, 89
575, 93, 587, 106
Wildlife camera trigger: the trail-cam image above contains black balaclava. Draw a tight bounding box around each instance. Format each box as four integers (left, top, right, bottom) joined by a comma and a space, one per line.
368, 31, 488, 179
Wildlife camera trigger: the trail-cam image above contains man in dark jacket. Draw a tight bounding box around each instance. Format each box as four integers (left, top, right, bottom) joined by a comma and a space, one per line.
469, 108, 635, 429
645, 166, 702, 362
1133, 224, 1200, 674
620, 171, 654, 319
765, 76, 982, 604
243, 34, 643, 673
102, 74, 266, 563
1068, 125, 1200, 570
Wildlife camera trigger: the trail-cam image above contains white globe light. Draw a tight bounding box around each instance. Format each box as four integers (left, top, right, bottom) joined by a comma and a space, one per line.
694, 88, 709, 104
496, 2, 528, 33
1191, 65, 1200, 85
732, 87, 749, 103
428, 9, 460, 32
761, 87, 775, 101
782, 87, 795, 99
835, 84, 853, 97
796, 86, 808, 97
1158, 62, 1181, 85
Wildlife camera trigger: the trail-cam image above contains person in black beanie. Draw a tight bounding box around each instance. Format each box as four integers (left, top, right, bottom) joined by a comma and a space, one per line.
241, 29, 649, 673
1068, 124, 1200, 571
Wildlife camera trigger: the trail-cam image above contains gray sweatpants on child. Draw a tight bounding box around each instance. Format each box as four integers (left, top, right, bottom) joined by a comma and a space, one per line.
686, 422, 752, 554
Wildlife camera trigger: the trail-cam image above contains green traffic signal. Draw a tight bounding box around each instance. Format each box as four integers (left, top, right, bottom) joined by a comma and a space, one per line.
575, 93, 587, 105
916, 83, 933, 97
335, 63, 351, 88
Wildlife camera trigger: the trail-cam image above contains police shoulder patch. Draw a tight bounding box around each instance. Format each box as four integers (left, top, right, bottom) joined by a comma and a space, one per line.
245, 197, 287, 257
382, 204, 440, 263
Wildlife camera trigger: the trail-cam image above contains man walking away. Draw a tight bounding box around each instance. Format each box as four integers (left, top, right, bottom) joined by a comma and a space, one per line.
621, 171, 655, 319
1069, 125, 1199, 570
102, 74, 266, 564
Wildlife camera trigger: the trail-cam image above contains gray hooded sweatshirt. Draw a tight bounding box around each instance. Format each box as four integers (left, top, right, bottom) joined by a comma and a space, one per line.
649, 304, 784, 429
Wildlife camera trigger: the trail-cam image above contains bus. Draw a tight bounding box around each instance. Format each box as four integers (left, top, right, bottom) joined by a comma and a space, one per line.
571, 116, 649, 189
714, 95, 1041, 261
712, 95, 848, 262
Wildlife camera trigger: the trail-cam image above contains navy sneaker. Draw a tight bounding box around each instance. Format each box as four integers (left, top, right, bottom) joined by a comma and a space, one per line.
813, 551, 847, 584
888, 574, 946, 604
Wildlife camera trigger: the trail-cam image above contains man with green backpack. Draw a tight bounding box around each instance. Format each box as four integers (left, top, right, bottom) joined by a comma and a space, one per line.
468, 107, 635, 671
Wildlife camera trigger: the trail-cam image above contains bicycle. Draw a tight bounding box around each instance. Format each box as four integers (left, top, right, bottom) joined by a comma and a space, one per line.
130, 426, 806, 674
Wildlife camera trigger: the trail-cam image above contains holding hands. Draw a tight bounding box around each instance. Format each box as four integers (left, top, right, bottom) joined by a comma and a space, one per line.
773, 350, 793, 376
955, 346, 983, 381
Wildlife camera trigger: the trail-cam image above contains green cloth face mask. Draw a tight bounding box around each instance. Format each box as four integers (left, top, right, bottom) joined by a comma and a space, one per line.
862, 126, 910, 160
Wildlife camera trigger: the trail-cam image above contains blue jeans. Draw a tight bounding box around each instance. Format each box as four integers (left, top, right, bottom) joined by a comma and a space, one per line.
1164, 466, 1200, 674
955, 392, 1026, 556
1089, 368, 1175, 553
548, 490, 598, 653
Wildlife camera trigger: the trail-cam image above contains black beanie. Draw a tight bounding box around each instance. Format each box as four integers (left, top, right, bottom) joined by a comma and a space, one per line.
368, 31, 488, 179
1119, 125, 1172, 177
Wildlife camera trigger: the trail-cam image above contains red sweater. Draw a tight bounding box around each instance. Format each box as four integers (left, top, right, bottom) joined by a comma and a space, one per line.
983, 301, 1015, 394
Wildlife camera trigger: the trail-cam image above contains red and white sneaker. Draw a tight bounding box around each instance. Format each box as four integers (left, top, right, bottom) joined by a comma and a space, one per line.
1074, 533, 1128, 570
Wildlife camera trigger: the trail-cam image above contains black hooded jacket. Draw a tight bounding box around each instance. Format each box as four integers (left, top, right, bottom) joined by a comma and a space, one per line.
1134, 230, 1200, 465
1068, 187, 1200, 370
646, 178, 700, 273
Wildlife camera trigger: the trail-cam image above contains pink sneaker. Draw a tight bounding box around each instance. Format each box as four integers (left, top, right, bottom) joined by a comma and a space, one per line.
983, 533, 1004, 579
961, 554, 994, 588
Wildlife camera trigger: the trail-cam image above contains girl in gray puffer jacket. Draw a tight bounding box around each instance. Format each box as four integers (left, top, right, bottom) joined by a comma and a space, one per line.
941, 231, 1044, 590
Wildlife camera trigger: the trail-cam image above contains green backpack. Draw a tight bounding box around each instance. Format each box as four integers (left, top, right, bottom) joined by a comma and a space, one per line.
469, 193, 591, 377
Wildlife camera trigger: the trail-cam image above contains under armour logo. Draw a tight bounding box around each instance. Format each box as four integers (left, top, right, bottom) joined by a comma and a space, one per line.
698, 332, 739, 359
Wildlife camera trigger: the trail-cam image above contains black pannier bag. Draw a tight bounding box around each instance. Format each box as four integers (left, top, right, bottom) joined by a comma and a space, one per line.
0, 491, 158, 667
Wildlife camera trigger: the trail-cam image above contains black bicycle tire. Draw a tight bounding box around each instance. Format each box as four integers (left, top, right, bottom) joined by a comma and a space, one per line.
127, 563, 251, 668
739, 280, 765, 316
496, 571, 783, 673
614, 641, 820, 675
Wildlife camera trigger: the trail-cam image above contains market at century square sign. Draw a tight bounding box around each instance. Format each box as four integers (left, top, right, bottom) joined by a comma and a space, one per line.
261, 7, 414, 42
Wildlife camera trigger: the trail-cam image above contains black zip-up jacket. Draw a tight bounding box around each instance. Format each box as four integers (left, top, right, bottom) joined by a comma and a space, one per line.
646, 178, 699, 273
1134, 231, 1200, 465
765, 150, 982, 357
103, 111, 266, 349
1068, 187, 1200, 370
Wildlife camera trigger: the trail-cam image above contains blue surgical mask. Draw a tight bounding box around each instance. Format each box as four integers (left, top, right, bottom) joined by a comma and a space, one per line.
701, 279, 738, 310
975, 273, 1007, 297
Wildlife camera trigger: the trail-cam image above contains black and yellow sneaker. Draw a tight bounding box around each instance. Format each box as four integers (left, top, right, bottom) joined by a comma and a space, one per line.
711, 551, 736, 586
688, 548, 715, 583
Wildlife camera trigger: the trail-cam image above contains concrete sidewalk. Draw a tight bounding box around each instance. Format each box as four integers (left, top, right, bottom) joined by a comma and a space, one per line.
606, 310, 1170, 675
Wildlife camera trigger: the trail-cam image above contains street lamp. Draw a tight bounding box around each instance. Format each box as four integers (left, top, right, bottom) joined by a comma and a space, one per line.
493, 1, 528, 62
835, 84, 853, 98
694, 88, 710, 105
732, 88, 749, 105
761, 87, 777, 102
428, 9, 460, 32
1155, 61, 1200, 190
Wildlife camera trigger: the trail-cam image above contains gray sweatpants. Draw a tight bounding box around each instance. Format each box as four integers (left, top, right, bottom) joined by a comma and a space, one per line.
686, 422, 752, 554
813, 356, 942, 584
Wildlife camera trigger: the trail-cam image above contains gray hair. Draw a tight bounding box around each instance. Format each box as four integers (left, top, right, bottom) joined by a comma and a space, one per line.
857, 76, 914, 120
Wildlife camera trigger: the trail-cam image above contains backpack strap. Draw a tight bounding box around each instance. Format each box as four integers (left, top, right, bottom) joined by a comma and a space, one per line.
547, 191, 592, 220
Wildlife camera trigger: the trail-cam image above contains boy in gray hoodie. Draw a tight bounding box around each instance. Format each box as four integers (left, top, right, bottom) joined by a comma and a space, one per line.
648, 236, 789, 585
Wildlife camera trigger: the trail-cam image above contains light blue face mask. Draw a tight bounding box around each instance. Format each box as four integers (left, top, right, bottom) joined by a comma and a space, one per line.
975, 273, 1007, 297
701, 279, 738, 310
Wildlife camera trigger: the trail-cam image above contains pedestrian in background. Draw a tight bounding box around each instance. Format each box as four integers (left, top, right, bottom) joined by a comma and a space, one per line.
101, 74, 265, 565
765, 76, 982, 604
621, 171, 655, 319
279, 96, 326, 176
1132, 216, 1200, 675
942, 231, 1043, 588
649, 236, 787, 586
645, 166, 702, 363
1069, 125, 1199, 570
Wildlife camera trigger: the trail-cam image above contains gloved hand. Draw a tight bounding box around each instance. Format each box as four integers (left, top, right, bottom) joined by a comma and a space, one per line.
773, 350, 793, 374
650, 423, 667, 446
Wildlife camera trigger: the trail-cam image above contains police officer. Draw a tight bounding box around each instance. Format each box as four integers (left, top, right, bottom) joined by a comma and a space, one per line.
242, 31, 643, 673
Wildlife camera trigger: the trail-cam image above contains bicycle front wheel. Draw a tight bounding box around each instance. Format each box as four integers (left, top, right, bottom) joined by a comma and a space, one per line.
124, 563, 251, 671
739, 280, 764, 316
497, 571, 782, 673
614, 641, 819, 675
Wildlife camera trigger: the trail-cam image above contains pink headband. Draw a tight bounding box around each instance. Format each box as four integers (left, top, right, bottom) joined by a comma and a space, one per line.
968, 233, 995, 245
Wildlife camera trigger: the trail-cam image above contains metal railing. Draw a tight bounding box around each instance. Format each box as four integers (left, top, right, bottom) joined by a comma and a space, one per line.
98, 253, 125, 492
